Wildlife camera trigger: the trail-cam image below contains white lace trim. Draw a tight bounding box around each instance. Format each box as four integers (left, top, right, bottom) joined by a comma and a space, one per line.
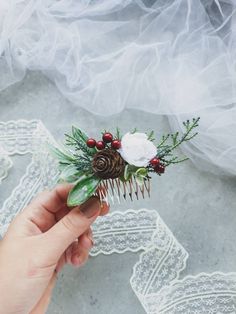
0, 146, 12, 183
0, 120, 235, 314
91, 209, 158, 256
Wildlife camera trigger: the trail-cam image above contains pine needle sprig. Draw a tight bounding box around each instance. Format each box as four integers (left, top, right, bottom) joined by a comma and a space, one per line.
74, 161, 93, 172
156, 117, 200, 166
71, 155, 93, 173
157, 134, 170, 148
161, 156, 189, 166
147, 130, 155, 141
75, 141, 95, 157
63, 126, 97, 174
170, 117, 200, 150
76, 154, 92, 163
131, 127, 138, 134
115, 127, 121, 139
65, 134, 95, 157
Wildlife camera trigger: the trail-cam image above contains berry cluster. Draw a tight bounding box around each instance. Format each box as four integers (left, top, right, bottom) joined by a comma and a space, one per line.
86, 132, 121, 150
150, 157, 165, 174
87, 132, 165, 174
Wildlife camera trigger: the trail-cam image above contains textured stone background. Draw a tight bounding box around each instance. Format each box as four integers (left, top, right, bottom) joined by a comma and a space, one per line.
0, 72, 236, 314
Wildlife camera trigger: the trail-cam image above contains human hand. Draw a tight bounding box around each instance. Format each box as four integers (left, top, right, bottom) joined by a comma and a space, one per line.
0, 184, 109, 314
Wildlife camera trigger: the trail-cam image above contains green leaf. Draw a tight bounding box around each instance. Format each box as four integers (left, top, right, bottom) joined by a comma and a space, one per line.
119, 175, 126, 182
72, 126, 88, 144
59, 164, 84, 183
48, 144, 75, 164
124, 165, 132, 181
67, 175, 101, 206
71, 126, 97, 154
123, 166, 147, 185
134, 168, 148, 186
135, 175, 145, 186
123, 165, 146, 182
135, 167, 148, 177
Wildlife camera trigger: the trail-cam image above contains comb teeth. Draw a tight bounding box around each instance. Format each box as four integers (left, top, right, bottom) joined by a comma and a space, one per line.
94, 176, 151, 204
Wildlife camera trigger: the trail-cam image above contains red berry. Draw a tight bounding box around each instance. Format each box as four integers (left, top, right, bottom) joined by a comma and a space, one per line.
86, 138, 96, 148
102, 132, 113, 143
96, 141, 105, 150
154, 164, 165, 174
150, 158, 160, 166
111, 139, 121, 149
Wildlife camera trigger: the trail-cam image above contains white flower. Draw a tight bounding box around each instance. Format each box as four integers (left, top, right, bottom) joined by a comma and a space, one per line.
119, 132, 157, 167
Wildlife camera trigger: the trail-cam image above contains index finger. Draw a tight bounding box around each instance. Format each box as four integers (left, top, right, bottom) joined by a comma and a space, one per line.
21, 184, 109, 234
9, 184, 74, 235
28, 184, 73, 214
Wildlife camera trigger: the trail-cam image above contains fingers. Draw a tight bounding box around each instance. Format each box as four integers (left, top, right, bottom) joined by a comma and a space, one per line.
56, 229, 93, 272
71, 231, 93, 267
100, 202, 110, 216
16, 184, 109, 235
13, 184, 73, 234
26, 184, 73, 214
41, 197, 100, 261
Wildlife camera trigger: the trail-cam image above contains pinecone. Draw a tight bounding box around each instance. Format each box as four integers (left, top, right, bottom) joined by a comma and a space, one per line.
92, 149, 125, 179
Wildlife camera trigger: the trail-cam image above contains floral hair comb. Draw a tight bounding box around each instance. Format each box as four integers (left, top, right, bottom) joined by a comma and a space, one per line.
51, 118, 199, 206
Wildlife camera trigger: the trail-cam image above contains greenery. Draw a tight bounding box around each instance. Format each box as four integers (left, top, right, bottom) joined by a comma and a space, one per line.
115, 127, 121, 139
155, 117, 200, 167
147, 130, 155, 141
50, 126, 100, 206
67, 175, 101, 206
50, 118, 200, 206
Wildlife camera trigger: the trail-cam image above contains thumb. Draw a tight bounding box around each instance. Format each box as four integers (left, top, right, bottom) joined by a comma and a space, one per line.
41, 197, 101, 261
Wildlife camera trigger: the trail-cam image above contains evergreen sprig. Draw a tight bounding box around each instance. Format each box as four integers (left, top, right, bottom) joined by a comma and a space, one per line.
62, 126, 98, 174
157, 117, 200, 166
74, 161, 92, 172
65, 134, 95, 157
157, 134, 170, 148
147, 130, 155, 141
115, 127, 121, 139
131, 127, 138, 134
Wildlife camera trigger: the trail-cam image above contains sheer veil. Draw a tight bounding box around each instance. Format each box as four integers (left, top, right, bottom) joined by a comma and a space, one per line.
0, 0, 236, 175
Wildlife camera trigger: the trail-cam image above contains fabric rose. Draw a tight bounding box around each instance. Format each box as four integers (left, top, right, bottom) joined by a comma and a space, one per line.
119, 132, 157, 167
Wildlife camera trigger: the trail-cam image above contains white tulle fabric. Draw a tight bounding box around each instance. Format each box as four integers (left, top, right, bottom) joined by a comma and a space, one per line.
0, 120, 236, 313
0, 0, 236, 176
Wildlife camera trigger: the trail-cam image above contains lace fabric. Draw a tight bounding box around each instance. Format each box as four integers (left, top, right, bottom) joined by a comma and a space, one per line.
0, 120, 58, 234
0, 147, 12, 183
91, 209, 158, 256
154, 272, 236, 314
0, 120, 235, 314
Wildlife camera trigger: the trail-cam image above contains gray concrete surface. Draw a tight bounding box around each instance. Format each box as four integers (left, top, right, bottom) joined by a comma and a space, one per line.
0, 72, 236, 314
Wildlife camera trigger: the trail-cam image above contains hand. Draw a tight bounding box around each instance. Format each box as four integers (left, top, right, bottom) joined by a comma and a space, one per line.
0, 184, 109, 314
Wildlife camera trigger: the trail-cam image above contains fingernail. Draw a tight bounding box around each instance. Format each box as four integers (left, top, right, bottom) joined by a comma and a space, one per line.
80, 197, 100, 218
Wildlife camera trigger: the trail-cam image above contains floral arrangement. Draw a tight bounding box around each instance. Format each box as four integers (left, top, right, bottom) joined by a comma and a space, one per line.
51, 118, 200, 206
